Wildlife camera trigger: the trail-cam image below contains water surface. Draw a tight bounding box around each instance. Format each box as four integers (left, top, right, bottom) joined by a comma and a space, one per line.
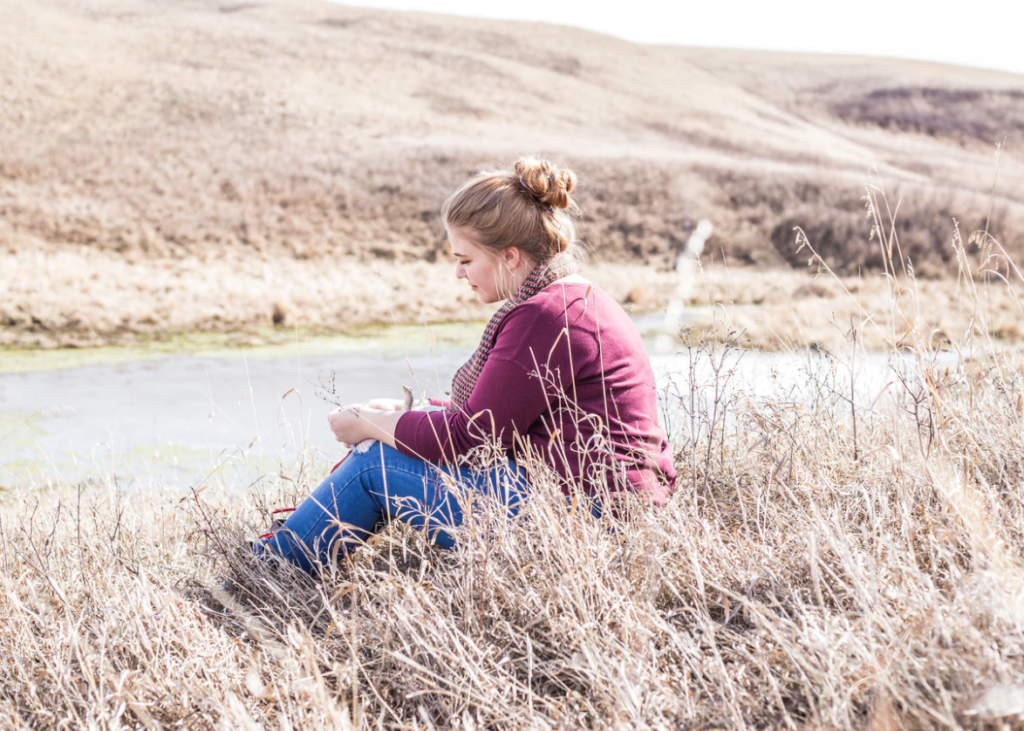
0, 317, 936, 489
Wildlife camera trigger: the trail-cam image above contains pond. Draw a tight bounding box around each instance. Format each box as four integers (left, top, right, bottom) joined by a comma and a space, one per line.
0, 316, 938, 490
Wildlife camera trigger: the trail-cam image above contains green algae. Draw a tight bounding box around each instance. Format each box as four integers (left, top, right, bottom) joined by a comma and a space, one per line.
0, 322, 486, 375
0, 321, 489, 488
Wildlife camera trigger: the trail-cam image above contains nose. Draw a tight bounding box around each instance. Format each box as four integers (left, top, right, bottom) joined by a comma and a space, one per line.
455, 262, 467, 280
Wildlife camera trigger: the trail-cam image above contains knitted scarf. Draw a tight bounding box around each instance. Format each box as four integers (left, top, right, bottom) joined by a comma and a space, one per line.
449, 253, 578, 411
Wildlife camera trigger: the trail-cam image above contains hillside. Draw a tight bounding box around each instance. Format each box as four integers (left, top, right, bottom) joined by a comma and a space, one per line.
2, 0, 1022, 272
2, 1, 1024, 349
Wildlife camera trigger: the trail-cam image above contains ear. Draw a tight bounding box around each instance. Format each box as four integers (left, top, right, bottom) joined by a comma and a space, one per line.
501, 247, 522, 269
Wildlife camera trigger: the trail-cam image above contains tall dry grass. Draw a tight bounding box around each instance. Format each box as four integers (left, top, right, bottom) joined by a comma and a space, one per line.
2, 192, 1024, 729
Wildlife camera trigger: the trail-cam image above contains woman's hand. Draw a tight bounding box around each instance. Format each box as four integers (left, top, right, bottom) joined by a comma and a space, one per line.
327, 406, 371, 445
327, 403, 403, 449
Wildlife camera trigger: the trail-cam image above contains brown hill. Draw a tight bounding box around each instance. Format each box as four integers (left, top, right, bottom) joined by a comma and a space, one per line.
1, 0, 1023, 276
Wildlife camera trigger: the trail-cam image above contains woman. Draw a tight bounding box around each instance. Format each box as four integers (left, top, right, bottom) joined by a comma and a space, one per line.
262, 158, 675, 572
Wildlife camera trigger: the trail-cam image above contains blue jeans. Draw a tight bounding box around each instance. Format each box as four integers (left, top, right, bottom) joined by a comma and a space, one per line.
261, 442, 527, 572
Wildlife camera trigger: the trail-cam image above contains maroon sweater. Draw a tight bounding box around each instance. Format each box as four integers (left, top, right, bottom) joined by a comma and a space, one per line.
394, 281, 675, 503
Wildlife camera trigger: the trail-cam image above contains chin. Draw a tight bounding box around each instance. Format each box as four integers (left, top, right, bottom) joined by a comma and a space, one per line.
469, 286, 496, 304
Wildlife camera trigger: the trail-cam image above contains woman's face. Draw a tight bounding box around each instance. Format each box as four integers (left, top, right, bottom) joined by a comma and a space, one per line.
448, 226, 528, 304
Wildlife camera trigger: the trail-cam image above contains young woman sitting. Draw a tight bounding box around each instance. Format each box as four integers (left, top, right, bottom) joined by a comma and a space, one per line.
261, 157, 676, 572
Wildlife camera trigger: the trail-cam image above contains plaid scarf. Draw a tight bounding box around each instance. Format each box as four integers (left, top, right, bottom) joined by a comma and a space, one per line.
449, 254, 578, 411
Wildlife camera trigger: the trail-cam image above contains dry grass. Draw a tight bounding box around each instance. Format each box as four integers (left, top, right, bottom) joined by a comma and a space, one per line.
0, 244, 492, 348
674, 264, 1024, 352
4, 241, 1022, 353
833, 87, 1024, 146
5, 4, 1024, 725
4, 0, 1024, 354
0, 245, 674, 348
4, 200, 1024, 729
2, 0, 1023, 274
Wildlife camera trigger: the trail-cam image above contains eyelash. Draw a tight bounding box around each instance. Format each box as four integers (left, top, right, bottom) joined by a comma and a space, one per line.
458, 260, 470, 266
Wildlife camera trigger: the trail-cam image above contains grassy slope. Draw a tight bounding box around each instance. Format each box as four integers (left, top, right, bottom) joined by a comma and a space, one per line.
2, 1, 1023, 347
1, 0, 1022, 268
4, 273, 1024, 729
4, 8, 1024, 726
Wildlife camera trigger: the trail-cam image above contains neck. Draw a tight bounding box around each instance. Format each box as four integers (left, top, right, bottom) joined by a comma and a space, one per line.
496, 259, 539, 300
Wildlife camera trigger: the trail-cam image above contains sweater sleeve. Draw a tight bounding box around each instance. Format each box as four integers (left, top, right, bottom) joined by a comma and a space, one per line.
395, 356, 551, 462
394, 307, 568, 463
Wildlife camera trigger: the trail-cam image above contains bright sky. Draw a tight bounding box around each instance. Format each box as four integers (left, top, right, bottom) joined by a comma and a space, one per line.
337, 0, 1024, 77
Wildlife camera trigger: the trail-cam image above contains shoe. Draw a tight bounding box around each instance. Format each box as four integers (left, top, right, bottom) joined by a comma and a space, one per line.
258, 506, 296, 541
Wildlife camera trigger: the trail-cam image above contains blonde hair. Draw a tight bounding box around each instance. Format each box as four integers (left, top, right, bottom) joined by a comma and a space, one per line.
441, 157, 580, 264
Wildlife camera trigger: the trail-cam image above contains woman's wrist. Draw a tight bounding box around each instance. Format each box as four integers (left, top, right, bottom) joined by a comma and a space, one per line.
363, 409, 401, 448
360, 397, 405, 411
327, 403, 404, 449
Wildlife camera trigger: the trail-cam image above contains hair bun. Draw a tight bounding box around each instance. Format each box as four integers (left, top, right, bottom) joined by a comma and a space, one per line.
513, 157, 576, 210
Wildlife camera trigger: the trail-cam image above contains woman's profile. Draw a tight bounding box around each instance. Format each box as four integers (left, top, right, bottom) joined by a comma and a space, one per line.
259, 157, 676, 572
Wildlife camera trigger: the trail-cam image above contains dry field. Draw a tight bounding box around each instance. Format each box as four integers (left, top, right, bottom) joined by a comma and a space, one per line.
4, 239, 1021, 353
2, 0, 1024, 348
0, 243, 680, 348
3, 242, 1024, 729
4, 6, 1024, 726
